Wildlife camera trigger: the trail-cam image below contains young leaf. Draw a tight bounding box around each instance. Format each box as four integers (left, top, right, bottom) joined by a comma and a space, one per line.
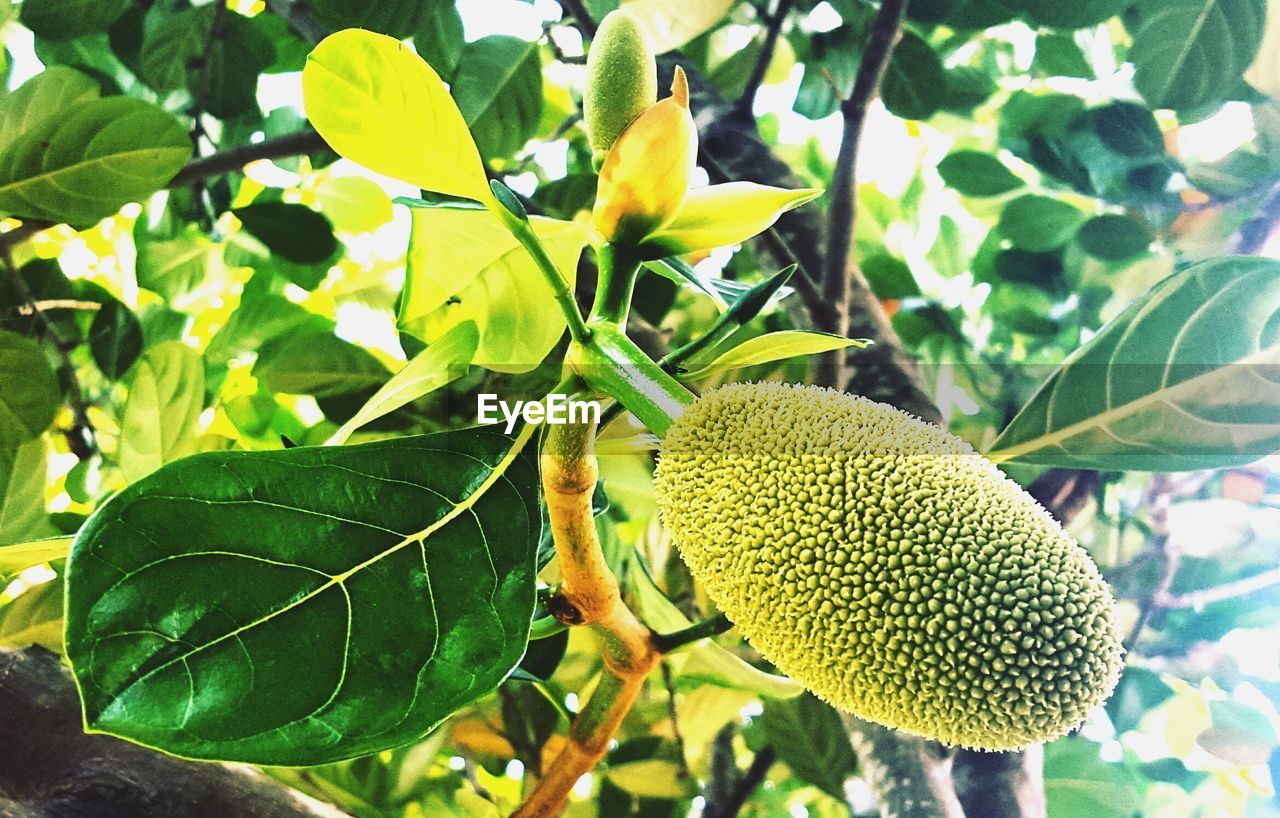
0, 94, 191, 227
400, 207, 589, 373
65, 425, 541, 765
118, 343, 205, 483
302, 29, 492, 205
620, 0, 734, 54
329, 321, 479, 445
0, 331, 59, 448
0, 536, 72, 575
680, 331, 869, 380
989, 257, 1280, 470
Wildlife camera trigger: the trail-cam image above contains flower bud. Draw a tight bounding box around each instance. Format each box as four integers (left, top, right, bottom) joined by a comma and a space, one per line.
585, 10, 658, 165
592, 67, 696, 246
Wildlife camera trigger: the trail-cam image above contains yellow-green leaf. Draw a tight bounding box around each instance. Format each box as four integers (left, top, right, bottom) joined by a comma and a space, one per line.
329, 321, 479, 445
0, 577, 63, 651
119, 342, 205, 483
302, 29, 492, 204
680, 330, 868, 380
0, 537, 71, 575
400, 207, 589, 373
621, 0, 734, 54
643, 182, 822, 256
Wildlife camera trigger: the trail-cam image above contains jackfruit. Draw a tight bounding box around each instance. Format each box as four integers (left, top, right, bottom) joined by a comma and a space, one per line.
654, 382, 1123, 750
584, 10, 657, 166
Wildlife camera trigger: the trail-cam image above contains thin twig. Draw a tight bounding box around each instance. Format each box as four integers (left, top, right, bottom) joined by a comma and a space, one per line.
0, 300, 102, 320
558, 0, 598, 38
819, 0, 909, 389
167, 130, 329, 187
660, 661, 692, 781
707, 747, 776, 818
735, 0, 795, 116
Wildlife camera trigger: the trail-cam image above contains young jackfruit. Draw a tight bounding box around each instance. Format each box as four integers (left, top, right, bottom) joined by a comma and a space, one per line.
654, 382, 1123, 750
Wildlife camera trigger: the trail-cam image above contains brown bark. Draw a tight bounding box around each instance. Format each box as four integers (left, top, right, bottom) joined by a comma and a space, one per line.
0, 647, 349, 818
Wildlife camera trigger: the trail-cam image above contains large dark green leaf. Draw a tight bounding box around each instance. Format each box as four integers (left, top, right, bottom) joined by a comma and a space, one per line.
0, 330, 59, 448
0, 77, 190, 226
139, 6, 275, 119
989, 257, 1280, 470
66, 426, 541, 764
88, 299, 143, 379
451, 37, 543, 160
1130, 0, 1267, 111
881, 33, 945, 121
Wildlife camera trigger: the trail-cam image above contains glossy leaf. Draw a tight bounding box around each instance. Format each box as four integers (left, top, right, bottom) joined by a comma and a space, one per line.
329, 321, 479, 445
0, 331, 59, 448
989, 257, 1280, 470
680, 331, 869, 380
1, 440, 55, 547
881, 33, 945, 121
302, 29, 492, 204
400, 206, 589, 373
0, 87, 191, 226
118, 343, 205, 483
66, 425, 541, 764
937, 150, 1023, 197
620, 0, 734, 54
1130, 0, 1268, 111
451, 37, 543, 160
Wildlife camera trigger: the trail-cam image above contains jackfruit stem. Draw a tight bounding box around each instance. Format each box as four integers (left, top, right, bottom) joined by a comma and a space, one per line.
589, 242, 643, 327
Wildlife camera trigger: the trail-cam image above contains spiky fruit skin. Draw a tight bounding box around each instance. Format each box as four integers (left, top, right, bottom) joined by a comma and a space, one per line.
654, 382, 1123, 750
584, 10, 657, 165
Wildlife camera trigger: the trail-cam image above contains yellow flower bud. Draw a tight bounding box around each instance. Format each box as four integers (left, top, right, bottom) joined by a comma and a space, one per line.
585, 10, 658, 165
592, 67, 697, 246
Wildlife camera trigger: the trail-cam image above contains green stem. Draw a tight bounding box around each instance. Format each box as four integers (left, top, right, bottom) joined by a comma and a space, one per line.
495, 208, 592, 344
651, 613, 734, 652
589, 243, 643, 327
571, 324, 695, 437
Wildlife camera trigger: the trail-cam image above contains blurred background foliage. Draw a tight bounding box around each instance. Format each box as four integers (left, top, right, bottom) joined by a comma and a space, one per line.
1, 0, 1279, 816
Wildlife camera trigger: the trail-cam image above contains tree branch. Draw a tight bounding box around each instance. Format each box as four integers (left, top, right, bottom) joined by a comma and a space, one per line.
735, 0, 794, 116
0, 647, 349, 817
168, 130, 329, 187
818, 0, 909, 389
706, 746, 776, 818
558, 0, 598, 38
1157, 568, 1280, 610
842, 717, 965, 818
